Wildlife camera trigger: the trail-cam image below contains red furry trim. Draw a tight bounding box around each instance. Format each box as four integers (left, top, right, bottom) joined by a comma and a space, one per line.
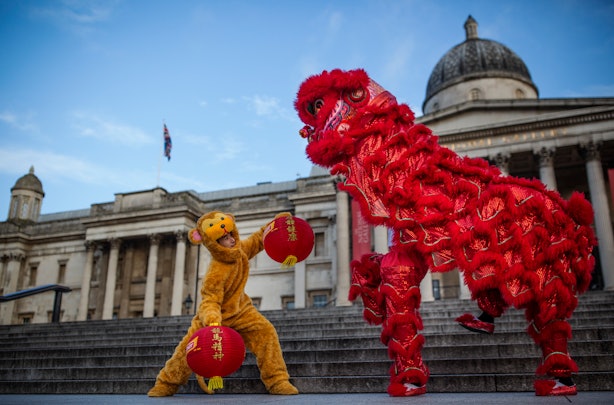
536, 353, 577, 377
387, 381, 426, 397
389, 366, 429, 388
349, 254, 386, 323
474, 289, 509, 317
567, 191, 594, 226
534, 379, 556, 396
528, 320, 571, 343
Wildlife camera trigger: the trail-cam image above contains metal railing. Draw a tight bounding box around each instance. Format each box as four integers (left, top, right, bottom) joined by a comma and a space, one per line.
0, 284, 72, 323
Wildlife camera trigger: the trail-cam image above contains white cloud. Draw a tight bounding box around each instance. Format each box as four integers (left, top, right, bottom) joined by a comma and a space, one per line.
182, 132, 244, 162
0, 148, 115, 184
70, 111, 153, 145
0, 110, 38, 132
382, 39, 414, 84
243, 95, 282, 117
31, 0, 116, 25
327, 11, 343, 33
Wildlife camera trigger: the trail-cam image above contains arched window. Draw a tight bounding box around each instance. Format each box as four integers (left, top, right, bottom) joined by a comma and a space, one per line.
515, 88, 526, 99
470, 88, 481, 101
21, 199, 29, 219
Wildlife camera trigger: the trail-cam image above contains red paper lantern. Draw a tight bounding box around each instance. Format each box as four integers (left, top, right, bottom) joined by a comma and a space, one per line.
186, 326, 245, 391
264, 216, 314, 267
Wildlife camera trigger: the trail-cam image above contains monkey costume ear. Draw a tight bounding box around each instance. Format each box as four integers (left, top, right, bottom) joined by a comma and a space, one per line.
188, 228, 203, 245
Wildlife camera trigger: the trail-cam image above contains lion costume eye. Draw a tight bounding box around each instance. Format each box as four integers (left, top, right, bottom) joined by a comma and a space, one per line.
306, 99, 324, 116
346, 87, 366, 103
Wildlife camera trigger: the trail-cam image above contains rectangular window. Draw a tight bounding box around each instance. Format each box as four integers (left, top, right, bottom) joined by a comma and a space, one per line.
251, 297, 261, 310
312, 294, 328, 308
314, 232, 326, 257
282, 296, 295, 310
19, 313, 34, 324
58, 260, 67, 284
28, 263, 38, 287
309, 290, 331, 308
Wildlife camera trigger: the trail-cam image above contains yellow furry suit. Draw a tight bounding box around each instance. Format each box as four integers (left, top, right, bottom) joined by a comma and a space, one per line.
148, 211, 298, 396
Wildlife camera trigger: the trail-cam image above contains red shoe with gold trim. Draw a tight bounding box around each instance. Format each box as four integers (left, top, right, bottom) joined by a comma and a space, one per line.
456, 313, 495, 334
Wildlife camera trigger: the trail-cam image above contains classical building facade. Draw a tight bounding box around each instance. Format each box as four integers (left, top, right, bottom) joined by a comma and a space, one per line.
417, 16, 614, 299
1, 16, 612, 324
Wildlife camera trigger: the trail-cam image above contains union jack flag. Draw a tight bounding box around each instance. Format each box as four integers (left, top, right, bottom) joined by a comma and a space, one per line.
163, 124, 172, 161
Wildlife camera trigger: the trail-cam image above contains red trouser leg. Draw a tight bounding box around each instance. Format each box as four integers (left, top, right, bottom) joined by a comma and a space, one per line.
526, 280, 579, 396
349, 253, 385, 325
476, 288, 508, 318
379, 249, 429, 396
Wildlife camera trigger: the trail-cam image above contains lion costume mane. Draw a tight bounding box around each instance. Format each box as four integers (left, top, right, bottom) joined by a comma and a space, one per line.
148, 211, 298, 396
294, 68, 596, 396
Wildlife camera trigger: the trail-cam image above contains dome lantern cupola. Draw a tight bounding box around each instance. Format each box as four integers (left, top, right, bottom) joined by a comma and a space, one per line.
464, 15, 478, 40
8, 166, 45, 223
423, 16, 539, 114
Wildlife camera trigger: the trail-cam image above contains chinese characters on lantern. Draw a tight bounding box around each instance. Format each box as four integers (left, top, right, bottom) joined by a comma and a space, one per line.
286, 217, 297, 242
211, 327, 224, 361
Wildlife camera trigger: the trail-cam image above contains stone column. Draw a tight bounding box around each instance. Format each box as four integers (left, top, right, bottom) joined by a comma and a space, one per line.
77, 241, 95, 321
492, 152, 510, 176
0, 253, 24, 324
335, 187, 351, 306
102, 238, 121, 320
537, 147, 558, 190
143, 234, 160, 318
458, 270, 471, 299
373, 226, 389, 254
294, 260, 306, 309
420, 271, 435, 302
582, 142, 614, 290
170, 231, 187, 316
118, 242, 134, 319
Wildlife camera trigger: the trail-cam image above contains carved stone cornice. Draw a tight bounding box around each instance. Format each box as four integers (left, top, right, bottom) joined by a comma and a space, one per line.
536, 147, 556, 168
148, 234, 161, 245
3, 252, 26, 262
174, 230, 187, 243
439, 108, 614, 144
580, 141, 602, 162
491, 152, 510, 172
108, 238, 122, 250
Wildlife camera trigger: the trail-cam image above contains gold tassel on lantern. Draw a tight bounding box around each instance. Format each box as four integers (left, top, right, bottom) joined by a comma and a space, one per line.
281, 255, 298, 268
196, 375, 214, 394
208, 376, 224, 391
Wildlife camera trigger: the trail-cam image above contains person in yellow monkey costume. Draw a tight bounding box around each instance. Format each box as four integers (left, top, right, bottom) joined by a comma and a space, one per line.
147, 211, 299, 396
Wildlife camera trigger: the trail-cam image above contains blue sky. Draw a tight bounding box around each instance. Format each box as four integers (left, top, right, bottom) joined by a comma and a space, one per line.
1, 0, 613, 216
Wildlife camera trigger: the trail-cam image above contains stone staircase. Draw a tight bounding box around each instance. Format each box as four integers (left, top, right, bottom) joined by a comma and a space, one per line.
0, 291, 612, 394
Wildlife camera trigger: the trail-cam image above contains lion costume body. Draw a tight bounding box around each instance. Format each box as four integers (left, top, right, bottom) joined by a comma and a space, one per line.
294, 69, 596, 397
148, 211, 298, 396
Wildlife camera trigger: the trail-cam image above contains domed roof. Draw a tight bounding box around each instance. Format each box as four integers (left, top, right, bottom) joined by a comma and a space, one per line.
12, 166, 44, 195
424, 16, 537, 108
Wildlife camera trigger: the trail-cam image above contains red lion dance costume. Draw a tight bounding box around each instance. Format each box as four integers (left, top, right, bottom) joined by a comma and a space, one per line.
294, 69, 596, 397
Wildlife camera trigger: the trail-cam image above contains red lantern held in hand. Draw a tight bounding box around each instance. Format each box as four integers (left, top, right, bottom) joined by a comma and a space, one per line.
264, 216, 314, 268
186, 326, 245, 391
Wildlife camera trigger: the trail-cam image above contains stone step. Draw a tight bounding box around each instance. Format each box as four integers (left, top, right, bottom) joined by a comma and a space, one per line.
3, 326, 613, 350
1, 314, 611, 347
1, 339, 610, 371
1, 371, 613, 395
2, 352, 613, 384
0, 291, 611, 394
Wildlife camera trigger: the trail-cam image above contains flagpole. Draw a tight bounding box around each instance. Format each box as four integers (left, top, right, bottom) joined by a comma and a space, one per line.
156, 146, 162, 188
156, 120, 164, 187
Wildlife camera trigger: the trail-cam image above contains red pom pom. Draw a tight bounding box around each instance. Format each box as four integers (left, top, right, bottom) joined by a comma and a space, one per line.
264, 216, 314, 267
186, 326, 245, 379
